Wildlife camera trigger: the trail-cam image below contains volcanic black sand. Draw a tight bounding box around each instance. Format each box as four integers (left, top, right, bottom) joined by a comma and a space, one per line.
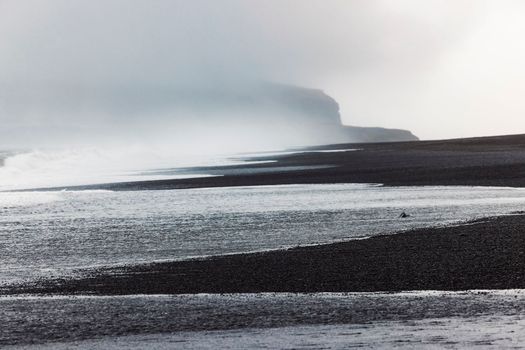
54, 133, 525, 191
8, 214, 525, 295
9, 133, 525, 296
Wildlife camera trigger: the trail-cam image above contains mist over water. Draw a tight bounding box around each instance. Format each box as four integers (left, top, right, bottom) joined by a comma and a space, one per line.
3, 0, 514, 145
0, 81, 354, 190
0, 144, 246, 191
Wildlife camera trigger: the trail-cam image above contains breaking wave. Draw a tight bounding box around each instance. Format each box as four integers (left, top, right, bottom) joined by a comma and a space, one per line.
0, 145, 233, 191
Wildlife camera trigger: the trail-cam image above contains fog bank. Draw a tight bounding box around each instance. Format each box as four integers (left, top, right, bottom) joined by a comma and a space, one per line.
0, 0, 493, 147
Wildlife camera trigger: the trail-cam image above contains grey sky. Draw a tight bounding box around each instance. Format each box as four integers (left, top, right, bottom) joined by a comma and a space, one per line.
0, 0, 523, 141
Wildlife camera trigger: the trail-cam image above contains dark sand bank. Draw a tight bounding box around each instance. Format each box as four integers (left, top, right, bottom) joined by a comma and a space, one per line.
60, 133, 525, 191
10, 133, 525, 296
10, 214, 525, 295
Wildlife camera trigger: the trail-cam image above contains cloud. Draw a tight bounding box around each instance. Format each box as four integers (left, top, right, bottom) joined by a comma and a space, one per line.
0, 0, 483, 142
0, 0, 477, 83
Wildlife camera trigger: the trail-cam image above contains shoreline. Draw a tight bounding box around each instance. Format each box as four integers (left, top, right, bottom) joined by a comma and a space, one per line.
7, 133, 525, 296
9, 214, 525, 296
21, 133, 525, 192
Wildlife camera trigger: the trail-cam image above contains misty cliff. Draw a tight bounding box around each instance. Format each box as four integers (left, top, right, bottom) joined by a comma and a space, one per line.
0, 82, 418, 149
180, 82, 419, 144
263, 83, 419, 143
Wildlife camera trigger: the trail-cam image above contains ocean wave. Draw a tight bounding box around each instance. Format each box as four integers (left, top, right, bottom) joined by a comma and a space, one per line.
0, 146, 235, 191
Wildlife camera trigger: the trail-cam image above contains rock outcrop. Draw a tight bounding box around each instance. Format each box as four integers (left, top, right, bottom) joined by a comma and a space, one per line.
0, 81, 418, 148
215, 82, 419, 144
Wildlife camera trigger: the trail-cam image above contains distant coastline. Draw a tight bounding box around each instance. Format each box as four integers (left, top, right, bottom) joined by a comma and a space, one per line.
7, 133, 525, 295
34, 133, 525, 192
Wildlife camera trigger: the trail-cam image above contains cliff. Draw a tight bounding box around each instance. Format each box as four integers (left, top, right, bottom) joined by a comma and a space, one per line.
217, 82, 419, 144
0, 81, 418, 148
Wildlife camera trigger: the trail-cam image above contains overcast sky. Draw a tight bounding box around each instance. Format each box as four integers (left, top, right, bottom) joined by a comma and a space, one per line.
1, 0, 524, 140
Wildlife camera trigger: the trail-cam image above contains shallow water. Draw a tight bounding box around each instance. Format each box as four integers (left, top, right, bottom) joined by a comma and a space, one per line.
3, 174, 525, 347
20, 318, 523, 350
3, 184, 525, 283
3, 291, 525, 348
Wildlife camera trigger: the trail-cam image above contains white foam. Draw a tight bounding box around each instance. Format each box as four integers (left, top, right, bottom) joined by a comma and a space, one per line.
0, 145, 360, 191
0, 146, 233, 190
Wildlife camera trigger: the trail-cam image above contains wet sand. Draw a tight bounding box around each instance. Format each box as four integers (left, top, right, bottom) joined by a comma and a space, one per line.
9, 133, 525, 295
6, 134, 525, 347
81, 133, 525, 191
3, 291, 525, 347
10, 214, 525, 295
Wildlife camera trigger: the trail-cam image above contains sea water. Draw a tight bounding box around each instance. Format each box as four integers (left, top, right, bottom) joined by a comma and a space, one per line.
3, 291, 525, 349
2, 184, 525, 283
4, 148, 525, 348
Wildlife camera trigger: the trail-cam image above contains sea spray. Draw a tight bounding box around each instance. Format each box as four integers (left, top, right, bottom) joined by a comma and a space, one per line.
0, 145, 251, 191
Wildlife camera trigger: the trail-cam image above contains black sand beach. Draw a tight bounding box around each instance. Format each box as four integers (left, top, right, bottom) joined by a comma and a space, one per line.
10, 214, 525, 295
84, 133, 525, 191
8, 134, 525, 296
